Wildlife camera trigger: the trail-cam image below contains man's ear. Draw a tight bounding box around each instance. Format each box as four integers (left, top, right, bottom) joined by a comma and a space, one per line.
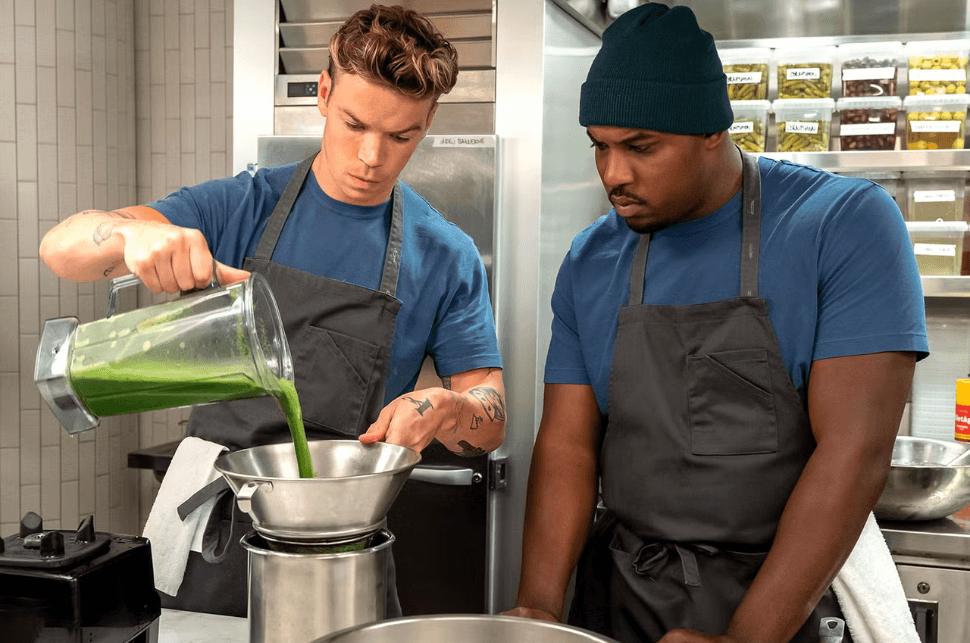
318, 69, 333, 116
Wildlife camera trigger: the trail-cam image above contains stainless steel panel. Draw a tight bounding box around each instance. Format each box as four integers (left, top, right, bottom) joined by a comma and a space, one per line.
896, 563, 970, 643
567, 0, 970, 39
276, 70, 495, 107
280, 40, 492, 75
279, 14, 493, 48
280, 0, 493, 23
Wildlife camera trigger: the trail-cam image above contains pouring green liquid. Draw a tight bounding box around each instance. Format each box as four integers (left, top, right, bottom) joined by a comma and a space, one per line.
67, 293, 316, 478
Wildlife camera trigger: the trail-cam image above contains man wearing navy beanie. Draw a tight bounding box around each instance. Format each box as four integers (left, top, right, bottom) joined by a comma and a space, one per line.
508, 3, 926, 642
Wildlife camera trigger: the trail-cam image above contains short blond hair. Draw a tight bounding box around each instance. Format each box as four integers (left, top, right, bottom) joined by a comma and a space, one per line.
328, 4, 459, 101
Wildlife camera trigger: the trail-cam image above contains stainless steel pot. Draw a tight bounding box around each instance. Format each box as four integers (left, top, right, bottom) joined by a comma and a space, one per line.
874, 436, 970, 521
311, 615, 620, 642
214, 440, 421, 540
243, 529, 393, 643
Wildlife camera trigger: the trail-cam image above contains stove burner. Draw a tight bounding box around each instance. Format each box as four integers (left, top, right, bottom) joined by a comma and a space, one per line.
0, 513, 111, 569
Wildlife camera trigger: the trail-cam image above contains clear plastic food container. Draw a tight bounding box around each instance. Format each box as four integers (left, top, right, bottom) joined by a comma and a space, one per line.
720, 48, 771, 101
729, 100, 771, 152
906, 221, 968, 276
903, 94, 970, 150
905, 40, 970, 96
775, 46, 837, 98
773, 98, 836, 152
839, 41, 903, 97
905, 176, 966, 221
836, 96, 901, 150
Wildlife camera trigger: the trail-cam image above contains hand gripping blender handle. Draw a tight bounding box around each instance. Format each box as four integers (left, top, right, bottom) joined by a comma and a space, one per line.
105, 259, 221, 317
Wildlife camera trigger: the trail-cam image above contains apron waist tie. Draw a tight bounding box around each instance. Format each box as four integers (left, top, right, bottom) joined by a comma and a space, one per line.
631, 541, 719, 588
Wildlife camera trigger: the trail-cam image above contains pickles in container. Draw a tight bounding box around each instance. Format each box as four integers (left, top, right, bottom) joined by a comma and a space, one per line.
720, 48, 771, 101
773, 98, 835, 152
775, 46, 836, 98
729, 100, 771, 152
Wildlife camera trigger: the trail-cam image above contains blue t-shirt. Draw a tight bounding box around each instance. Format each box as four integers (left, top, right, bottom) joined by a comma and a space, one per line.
149, 162, 502, 405
546, 156, 929, 416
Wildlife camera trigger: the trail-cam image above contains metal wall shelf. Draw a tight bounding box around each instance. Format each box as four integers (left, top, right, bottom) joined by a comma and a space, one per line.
757, 149, 970, 173
920, 276, 970, 297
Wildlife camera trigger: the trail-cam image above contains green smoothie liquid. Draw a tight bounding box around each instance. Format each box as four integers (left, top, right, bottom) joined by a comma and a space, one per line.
274, 379, 315, 478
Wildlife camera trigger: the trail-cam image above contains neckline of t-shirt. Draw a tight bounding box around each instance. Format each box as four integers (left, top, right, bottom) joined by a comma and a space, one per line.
652, 189, 744, 239
304, 168, 391, 220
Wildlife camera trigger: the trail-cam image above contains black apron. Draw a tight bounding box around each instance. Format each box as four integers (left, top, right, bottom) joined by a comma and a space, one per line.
160, 154, 405, 617
568, 150, 851, 642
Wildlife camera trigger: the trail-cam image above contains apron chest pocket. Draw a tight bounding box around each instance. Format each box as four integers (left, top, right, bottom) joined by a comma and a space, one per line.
687, 348, 778, 455
296, 325, 381, 437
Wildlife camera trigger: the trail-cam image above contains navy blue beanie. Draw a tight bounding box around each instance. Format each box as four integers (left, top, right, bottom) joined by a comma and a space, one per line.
580, 3, 733, 134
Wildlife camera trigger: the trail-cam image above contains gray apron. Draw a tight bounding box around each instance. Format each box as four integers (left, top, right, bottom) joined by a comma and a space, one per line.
568, 151, 851, 642
160, 154, 405, 617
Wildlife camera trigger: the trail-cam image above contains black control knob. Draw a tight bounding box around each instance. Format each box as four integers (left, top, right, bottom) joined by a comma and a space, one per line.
20, 512, 43, 538
76, 515, 96, 543
40, 531, 65, 558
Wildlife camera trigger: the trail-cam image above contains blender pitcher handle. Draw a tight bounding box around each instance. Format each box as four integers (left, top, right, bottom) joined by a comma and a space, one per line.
106, 274, 142, 317
105, 259, 221, 317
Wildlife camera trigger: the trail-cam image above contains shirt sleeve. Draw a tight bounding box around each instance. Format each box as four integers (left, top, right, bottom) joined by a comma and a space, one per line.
813, 183, 929, 361
545, 251, 592, 384
426, 240, 503, 377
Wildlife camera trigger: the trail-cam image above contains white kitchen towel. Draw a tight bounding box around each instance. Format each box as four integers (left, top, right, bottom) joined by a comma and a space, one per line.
831, 511, 920, 643
142, 436, 227, 596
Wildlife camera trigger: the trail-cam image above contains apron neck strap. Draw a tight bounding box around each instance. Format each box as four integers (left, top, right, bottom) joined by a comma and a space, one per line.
253, 154, 404, 299
738, 149, 762, 298
626, 147, 763, 307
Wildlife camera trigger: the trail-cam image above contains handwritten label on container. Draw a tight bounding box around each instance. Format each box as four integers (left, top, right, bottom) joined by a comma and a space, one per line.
842, 67, 896, 81
729, 121, 755, 134
785, 121, 819, 134
914, 243, 957, 257
786, 67, 821, 80
727, 72, 763, 85
839, 123, 895, 136
913, 189, 956, 203
910, 121, 962, 133
910, 69, 967, 82
433, 136, 495, 148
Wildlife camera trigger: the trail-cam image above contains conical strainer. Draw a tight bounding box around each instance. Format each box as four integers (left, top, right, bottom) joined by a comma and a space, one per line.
214, 440, 421, 540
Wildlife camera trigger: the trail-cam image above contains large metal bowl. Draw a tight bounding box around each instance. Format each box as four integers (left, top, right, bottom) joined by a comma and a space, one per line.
874, 436, 970, 521
214, 440, 421, 540
311, 615, 619, 643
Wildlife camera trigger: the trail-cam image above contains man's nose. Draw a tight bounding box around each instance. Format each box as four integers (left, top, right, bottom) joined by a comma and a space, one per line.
601, 151, 633, 188
358, 134, 385, 168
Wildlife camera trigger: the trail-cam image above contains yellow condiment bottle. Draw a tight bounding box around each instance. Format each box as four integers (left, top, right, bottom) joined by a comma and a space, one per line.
956, 379, 970, 442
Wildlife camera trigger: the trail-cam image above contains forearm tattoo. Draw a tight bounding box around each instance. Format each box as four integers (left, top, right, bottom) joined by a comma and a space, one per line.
468, 387, 506, 422
457, 439, 484, 457
91, 210, 134, 246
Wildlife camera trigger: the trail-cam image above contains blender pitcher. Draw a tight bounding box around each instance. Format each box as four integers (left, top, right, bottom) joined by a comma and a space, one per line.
35, 272, 293, 434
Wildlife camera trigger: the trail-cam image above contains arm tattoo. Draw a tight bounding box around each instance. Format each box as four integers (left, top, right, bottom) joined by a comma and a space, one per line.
93, 222, 114, 245
468, 387, 506, 422
102, 262, 122, 277
441, 375, 452, 390
404, 396, 434, 416
457, 440, 485, 457
469, 413, 483, 431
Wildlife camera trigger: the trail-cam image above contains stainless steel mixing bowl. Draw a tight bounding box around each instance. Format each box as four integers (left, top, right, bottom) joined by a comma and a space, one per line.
311, 615, 619, 643
874, 436, 970, 521
214, 440, 421, 540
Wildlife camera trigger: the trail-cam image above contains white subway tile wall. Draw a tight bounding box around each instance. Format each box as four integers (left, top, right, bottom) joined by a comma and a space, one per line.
0, 0, 233, 537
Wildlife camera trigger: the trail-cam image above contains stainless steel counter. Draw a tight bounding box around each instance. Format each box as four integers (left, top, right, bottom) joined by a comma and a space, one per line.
881, 514, 970, 569
158, 609, 248, 643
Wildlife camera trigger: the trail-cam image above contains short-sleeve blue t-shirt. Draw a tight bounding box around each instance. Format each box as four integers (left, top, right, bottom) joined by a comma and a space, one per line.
149, 162, 502, 405
545, 156, 929, 416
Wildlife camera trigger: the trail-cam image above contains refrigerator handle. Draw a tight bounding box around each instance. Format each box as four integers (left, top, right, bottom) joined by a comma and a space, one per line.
409, 465, 478, 486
